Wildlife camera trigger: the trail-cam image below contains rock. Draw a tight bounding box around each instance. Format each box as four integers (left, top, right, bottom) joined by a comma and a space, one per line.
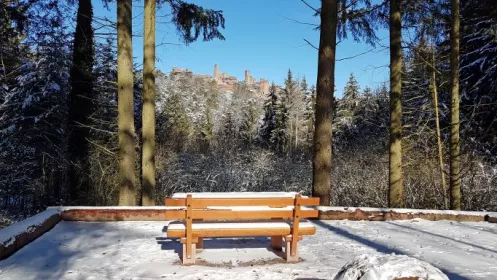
333, 254, 449, 280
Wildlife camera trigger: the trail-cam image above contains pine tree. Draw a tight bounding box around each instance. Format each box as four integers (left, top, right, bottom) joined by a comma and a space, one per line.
363, 87, 373, 98
68, 0, 95, 204
313, 0, 338, 206
260, 83, 278, 144
0, 0, 71, 212
306, 85, 316, 145
160, 90, 191, 151
117, 0, 137, 206
141, 0, 156, 205
460, 0, 497, 154
284, 69, 302, 150
221, 110, 236, 143
449, 0, 461, 210
140, 0, 225, 204
342, 73, 361, 114
271, 87, 289, 153
388, 0, 404, 208
199, 107, 214, 151
239, 99, 259, 145
301, 76, 309, 95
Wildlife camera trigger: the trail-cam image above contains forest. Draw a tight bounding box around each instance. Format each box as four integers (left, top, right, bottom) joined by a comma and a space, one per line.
0, 0, 496, 227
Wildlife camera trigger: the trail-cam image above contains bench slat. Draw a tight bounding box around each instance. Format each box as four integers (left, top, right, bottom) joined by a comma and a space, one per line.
165, 197, 320, 207
167, 222, 316, 238
165, 208, 319, 220
166, 197, 292, 207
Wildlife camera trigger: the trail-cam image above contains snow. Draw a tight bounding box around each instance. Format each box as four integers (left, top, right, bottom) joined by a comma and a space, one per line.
168, 221, 315, 230
172, 192, 305, 198
317, 206, 497, 217
56, 206, 316, 211
0, 208, 60, 247
334, 254, 449, 280
55, 206, 170, 211
0, 219, 496, 279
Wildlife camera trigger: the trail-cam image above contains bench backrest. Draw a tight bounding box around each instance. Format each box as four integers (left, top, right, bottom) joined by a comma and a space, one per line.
164, 194, 320, 221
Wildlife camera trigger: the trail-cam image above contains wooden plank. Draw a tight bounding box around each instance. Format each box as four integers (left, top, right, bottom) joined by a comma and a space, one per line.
186, 194, 193, 260
291, 194, 301, 257
165, 208, 318, 220
300, 197, 320, 206
167, 197, 319, 207
167, 225, 316, 238
180, 237, 199, 244
283, 235, 303, 242
271, 216, 282, 251
165, 198, 186, 207
166, 197, 295, 207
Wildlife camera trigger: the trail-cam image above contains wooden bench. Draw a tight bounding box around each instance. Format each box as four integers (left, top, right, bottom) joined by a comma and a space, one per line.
164, 192, 320, 264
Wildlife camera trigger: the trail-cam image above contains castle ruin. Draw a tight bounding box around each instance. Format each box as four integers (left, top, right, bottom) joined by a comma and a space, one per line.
213, 64, 268, 95
172, 64, 270, 96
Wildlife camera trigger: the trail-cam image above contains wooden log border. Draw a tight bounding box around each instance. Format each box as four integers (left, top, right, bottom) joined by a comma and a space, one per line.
1, 206, 496, 260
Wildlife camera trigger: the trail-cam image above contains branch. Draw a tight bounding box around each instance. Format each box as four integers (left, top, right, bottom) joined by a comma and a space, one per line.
336, 46, 388, 62
303, 38, 318, 50
280, 14, 319, 27
300, 0, 319, 14
86, 138, 116, 156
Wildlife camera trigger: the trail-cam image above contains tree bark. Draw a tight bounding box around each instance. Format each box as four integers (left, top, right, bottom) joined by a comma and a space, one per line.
68, 0, 94, 204
117, 0, 136, 206
312, 0, 338, 206
388, 0, 404, 208
141, 0, 156, 206
449, 0, 461, 210
430, 47, 448, 209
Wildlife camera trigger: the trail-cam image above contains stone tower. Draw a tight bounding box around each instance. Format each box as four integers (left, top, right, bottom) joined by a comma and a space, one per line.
213, 64, 220, 81
260, 79, 269, 95
245, 70, 251, 85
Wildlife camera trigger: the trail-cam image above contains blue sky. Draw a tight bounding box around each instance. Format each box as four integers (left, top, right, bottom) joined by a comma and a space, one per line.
93, 0, 390, 97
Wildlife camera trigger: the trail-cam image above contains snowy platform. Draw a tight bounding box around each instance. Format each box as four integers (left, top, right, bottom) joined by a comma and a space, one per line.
0, 219, 496, 279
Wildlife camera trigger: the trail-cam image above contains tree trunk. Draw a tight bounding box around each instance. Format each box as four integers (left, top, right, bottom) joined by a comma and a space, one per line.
117, 0, 136, 206
388, 0, 404, 208
68, 0, 94, 204
295, 115, 298, 148
449, 0, 461, 210
430, 47, 448, 209
312, 0, 338, 206
141, 0, 156, 206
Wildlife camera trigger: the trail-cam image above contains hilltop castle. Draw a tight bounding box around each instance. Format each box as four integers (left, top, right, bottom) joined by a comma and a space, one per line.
171, 64, 269, 95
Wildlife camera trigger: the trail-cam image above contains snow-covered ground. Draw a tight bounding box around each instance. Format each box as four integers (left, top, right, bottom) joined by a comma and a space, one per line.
0, 219, 496, 279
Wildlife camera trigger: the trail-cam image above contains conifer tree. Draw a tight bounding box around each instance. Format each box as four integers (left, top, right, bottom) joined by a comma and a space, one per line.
449, 0, 461, 210
117, 0, 137, 205
343, 73, 360, 113
313, 0, 338, 206
141, 0, 156, 205
388, 0, 404, 208
271, 88, 289, 153
260, 83, 278, 144
68, 0, 94, 204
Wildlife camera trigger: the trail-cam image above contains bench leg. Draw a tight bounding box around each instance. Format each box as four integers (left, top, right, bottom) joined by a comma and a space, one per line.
182, 243, 196, 265
271, 236, 282, 251
197, 237, 204, 252
285, 239, 299, 263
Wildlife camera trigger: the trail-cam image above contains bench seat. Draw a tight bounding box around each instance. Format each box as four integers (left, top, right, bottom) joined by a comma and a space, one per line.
167, 221, 316, 238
